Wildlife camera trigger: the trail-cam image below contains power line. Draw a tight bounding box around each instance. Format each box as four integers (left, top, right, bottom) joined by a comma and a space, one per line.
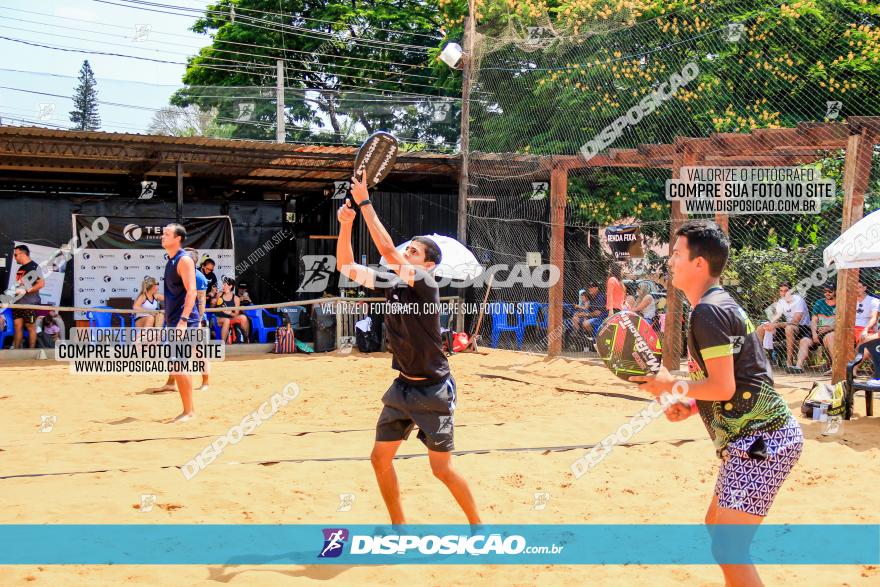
0, 85, 455, 145
94, 0, 436, 53
0, 69, 459, 105
214, 0, 445, 41
2, 12, 441, 77
0, 34, 454, 98
0, 31, 450, 97
0, 34, 186, 65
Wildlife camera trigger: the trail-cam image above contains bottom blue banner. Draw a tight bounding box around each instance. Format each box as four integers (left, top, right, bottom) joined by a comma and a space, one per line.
1, 525, 876, 565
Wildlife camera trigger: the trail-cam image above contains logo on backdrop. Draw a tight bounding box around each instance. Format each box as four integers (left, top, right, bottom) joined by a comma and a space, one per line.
299, 255, 335, 293
123, 224, 143, 242
604, 225, 645, 260
139, 181, 157, 200
319, 528, 349, 558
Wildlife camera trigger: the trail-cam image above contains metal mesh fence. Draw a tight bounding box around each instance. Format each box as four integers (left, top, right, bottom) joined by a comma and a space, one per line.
464, 0, 880, 357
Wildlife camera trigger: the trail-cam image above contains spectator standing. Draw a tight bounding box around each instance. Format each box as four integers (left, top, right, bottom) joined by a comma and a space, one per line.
606, 264, 625, 315
11, 244, 45, 349
200, 258, 218, 302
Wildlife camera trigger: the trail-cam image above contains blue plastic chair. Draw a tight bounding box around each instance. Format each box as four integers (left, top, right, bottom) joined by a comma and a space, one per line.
244, 309, 281, 344
86, 306, 117, 329
519, 302, 548, 329
488, 302, 525, 349
0, 308, 14, 348
207, 312, 223, 340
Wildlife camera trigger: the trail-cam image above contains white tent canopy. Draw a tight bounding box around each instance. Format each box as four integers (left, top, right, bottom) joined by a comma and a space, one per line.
823, 208, 880, 269
380, 233, 483, 280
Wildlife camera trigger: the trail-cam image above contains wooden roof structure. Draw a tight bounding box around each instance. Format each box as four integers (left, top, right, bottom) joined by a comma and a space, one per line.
0, 127, 457, 191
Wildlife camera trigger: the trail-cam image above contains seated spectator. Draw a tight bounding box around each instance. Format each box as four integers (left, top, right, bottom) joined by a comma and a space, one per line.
791, 284, 836, 373
627, 281, 657, 326
206, 282, 219, 309
133, 277, 164, 327
854, 277, 879, 344
756, 281, 810, 368
36, 310, 65, 341
571, 288, 592, 334
585, 282, 609, 337
215, 276, 250, 342
236, 282, 253, 306
823, 276, 880, 376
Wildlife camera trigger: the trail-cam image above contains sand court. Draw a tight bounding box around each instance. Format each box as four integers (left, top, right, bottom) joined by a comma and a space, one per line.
1, 349, 879, 585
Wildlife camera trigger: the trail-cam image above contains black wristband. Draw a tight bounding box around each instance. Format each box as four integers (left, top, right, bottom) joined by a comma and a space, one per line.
358, 198, 372, 208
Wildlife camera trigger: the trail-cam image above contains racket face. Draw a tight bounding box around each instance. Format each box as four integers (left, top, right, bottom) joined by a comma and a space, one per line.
353, 131, 399, 188
595, 311, 662, 381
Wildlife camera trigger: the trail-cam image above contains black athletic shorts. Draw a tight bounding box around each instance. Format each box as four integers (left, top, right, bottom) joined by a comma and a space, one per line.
375, 376, 457, 452
12, 309, 37, 324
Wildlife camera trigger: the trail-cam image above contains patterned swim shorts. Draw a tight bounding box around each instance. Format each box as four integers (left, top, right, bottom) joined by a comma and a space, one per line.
714, 417, 803, 517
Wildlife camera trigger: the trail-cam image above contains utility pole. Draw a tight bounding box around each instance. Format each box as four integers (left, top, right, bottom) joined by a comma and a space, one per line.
276, 59, 285, 144
456, 0, 476, 243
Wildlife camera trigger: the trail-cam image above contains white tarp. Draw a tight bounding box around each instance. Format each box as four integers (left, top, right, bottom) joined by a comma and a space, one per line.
823, 208, 880, 269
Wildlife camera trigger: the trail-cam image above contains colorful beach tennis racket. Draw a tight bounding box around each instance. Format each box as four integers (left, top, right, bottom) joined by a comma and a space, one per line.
595, 311, 663, 382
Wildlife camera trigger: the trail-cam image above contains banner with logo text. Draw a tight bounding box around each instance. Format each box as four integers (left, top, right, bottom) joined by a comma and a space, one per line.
71, 216, 235, 319
0, 524, 877, 565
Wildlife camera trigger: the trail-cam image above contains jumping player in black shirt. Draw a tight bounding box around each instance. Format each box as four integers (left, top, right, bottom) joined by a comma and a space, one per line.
336, 175, 481, 526
632, 221, 802, 587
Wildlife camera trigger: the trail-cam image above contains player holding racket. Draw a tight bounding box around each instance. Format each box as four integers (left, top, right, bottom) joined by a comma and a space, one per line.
631, 221, 802, 587
335, 174, 481, 526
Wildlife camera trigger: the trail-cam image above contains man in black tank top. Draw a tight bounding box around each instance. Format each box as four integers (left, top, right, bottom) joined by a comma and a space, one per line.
160, 223, 199, 423
335, 175, 480, 526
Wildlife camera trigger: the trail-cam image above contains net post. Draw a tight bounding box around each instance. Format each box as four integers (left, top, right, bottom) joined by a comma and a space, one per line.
662, 149, 695, 371
832, 128, 876, 384
457, 0, 476, 243
548, 164, 568, 357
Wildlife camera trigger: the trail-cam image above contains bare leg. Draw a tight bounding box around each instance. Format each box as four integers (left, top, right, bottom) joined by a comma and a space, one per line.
219, 318, 230, 343
170, 373, 194, 422
428, 449, 481, 525
371, 440, 405, 525
795, 338, 811, 369
784, 324, 797, 365
12, 318, 23, 349
705, 494, 764, 587
25, 322, 37, 349
823, 332, 835, 372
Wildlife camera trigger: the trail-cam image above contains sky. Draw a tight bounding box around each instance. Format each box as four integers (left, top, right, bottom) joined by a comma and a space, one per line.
0, 0, 214, 132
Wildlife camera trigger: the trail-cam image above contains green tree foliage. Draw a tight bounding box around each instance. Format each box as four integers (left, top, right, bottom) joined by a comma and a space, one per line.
69, 60, 101, 131
450, 0, 880, 239
173, 0, 458, 146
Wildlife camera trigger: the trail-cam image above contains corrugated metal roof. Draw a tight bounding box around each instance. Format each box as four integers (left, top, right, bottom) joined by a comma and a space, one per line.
0, 126, 459, 188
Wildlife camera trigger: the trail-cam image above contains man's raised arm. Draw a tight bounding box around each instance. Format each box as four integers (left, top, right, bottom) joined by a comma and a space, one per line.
336, 200, 376, 289
349, 175, 414, 286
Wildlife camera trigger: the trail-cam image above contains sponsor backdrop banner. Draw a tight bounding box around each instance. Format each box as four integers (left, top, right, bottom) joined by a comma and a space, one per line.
71, 216, 235, 319
604, 225, 644, 260
6, 241, 67, 306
